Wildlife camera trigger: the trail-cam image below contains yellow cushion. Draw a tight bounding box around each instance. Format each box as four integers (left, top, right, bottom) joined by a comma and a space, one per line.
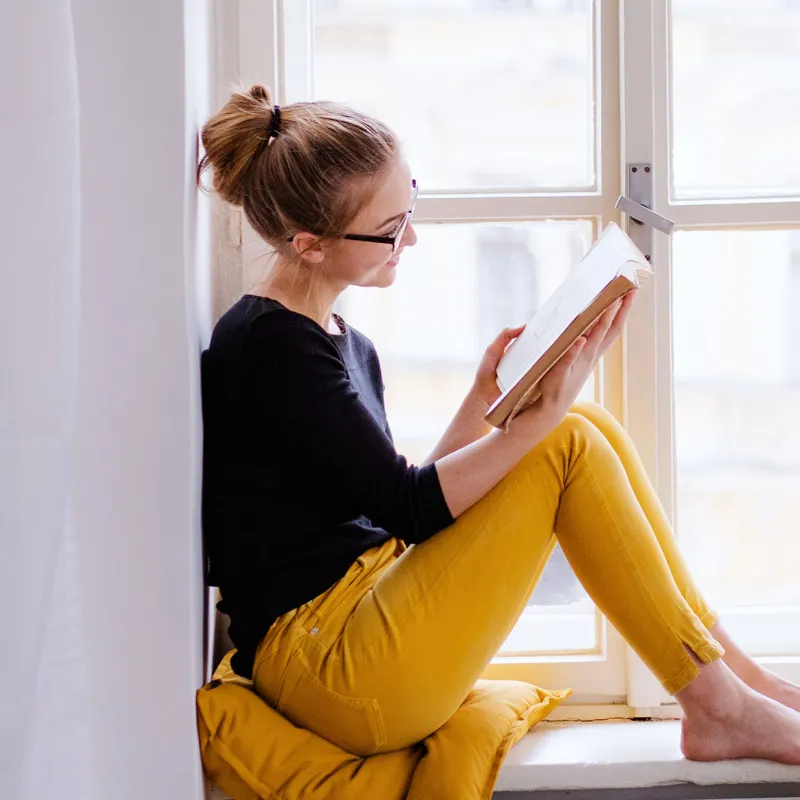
405, 678, 568, 799
197, 651, 570, 800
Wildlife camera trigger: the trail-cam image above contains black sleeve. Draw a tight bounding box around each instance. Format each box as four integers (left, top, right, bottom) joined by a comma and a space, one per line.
242, 312, 454, 544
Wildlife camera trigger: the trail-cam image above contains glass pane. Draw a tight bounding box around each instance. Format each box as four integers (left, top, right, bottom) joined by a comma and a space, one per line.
313, 0, 595, 191
339, 220, 597, 653
673, 230, 800, 611
671, 0, 800, 199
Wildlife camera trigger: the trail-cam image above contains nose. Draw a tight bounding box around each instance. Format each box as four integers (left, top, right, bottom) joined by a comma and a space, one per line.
402, 222, 418, 249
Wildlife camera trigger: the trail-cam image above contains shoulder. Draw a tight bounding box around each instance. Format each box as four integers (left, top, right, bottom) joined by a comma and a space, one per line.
240, 301, 346, 378
212, 296, 336, 351
248, 302, 333, 343
347, 325, 379, 356
339, 322, 385, 390
337, 316, 380, 360
206, 297, 344, 373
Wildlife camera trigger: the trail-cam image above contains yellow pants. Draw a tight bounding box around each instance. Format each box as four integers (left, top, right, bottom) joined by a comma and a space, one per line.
253, 403, 724, 756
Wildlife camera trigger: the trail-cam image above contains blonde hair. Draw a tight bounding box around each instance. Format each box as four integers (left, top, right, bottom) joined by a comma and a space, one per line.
197, 85, 400, 261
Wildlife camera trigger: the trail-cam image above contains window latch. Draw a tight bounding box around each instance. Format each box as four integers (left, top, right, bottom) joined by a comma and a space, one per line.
615, 195, 675, 235
615, 164, 675, 265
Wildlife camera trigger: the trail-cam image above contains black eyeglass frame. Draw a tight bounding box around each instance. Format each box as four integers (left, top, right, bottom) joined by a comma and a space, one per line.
288, 180, 418, 255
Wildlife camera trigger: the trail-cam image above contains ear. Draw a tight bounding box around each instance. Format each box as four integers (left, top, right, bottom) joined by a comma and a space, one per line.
291, 232, 326, 264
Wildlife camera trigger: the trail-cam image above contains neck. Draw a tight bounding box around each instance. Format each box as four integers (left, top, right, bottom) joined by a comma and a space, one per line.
252, 259, 341, 332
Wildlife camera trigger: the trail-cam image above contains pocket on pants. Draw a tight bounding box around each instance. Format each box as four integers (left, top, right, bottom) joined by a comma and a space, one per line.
276, 647, 387, 757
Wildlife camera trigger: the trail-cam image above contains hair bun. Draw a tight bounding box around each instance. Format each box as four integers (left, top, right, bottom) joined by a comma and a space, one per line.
249, 84, 271, 104
196, 84, 277, 207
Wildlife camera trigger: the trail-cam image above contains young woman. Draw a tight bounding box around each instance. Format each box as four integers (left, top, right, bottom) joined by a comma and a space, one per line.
199, 85, 800, 765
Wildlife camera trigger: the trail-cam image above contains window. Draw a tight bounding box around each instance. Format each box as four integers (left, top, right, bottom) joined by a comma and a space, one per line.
313, 0, 595, 190
671, 0, 800, 199
674, 231, 800, 618
624, 0, 800, 701
663, 0, 800, 667
235, 0, 800, 715
311, 0, 616, 696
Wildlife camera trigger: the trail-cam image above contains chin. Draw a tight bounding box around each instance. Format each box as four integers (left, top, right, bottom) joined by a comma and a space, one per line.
354, 257, 400, 289
378, 264, 399, 287
361, 263, 398, 289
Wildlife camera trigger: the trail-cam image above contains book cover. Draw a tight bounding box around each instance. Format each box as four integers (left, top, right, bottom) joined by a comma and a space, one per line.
485, 222, 651, 429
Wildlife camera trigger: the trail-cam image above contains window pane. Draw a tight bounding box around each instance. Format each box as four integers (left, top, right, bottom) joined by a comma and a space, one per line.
671, 1, 800, 199
339, 220, 597, 653
313, 0, 595, 191
673, 230, 800, 613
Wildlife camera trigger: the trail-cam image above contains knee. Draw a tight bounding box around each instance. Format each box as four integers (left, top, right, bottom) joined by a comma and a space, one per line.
519, 412, 606, 471
556, 410, 602, 442
570, 400, 599, 415
570, 400, 613, 427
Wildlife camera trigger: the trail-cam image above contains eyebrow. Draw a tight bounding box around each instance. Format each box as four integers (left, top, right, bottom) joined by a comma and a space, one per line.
374, 181, 417, 230
376, 211, 405, 230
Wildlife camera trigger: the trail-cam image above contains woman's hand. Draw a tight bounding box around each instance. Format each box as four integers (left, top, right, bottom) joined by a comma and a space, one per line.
471, 324, 526, 410
509, 290, 637, 436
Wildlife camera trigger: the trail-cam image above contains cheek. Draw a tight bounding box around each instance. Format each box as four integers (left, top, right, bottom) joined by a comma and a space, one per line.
332, 244, 391, 281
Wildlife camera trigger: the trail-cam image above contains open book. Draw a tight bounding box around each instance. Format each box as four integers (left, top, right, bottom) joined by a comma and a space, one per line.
485, 222, 651, 429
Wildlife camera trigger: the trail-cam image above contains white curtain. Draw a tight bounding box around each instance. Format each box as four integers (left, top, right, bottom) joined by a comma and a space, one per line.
1, 0, 211, 797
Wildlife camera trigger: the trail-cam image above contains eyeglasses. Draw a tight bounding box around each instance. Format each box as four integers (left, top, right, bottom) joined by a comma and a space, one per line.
288, 179, 418, 255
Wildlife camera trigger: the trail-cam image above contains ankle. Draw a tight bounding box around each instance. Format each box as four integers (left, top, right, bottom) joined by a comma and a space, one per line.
676, 661, 748, 721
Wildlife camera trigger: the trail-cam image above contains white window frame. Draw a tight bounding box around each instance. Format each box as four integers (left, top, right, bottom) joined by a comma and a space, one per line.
623, 0, 800, 709
228, 0, 800, 718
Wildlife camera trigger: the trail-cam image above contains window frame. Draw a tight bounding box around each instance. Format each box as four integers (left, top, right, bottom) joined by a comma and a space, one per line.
623, 0, 800, 706
227, 0, 800, 717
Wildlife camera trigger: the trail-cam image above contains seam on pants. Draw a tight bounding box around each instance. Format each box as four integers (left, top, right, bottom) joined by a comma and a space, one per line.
254, 558, 371, 671
355, 480, 517, 662
291, 648, 388, 755
699, 609, 719, 630
579, 453, 722, 688
272, 648, 301, 709
252, 631, 288, 677
662, 660, 701, 697
572, 406, 721, 639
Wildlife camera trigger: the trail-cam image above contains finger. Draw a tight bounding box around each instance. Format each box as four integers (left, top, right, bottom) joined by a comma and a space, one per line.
584, 300, 622, 354
609, 291, 636, 332
613, 289, 637, 320
540, 336, 588, 401
578, 306, 622, 367
501, 324, 526, 344
557, 336, 587, 370
484, 325, 526, 360
599, 291, 637, 349
545, 336, 584, 379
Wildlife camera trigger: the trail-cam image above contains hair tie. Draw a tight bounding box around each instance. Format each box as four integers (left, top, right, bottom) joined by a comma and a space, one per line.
267, 105, 282, 140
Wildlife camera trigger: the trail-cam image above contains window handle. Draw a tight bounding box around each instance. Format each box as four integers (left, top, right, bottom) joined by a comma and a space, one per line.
615, 195, 675, 235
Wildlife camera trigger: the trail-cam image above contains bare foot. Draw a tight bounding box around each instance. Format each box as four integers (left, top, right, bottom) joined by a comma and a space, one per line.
681, 685, 800, 764
711, 623, 800, 714
747, 668, 800, 714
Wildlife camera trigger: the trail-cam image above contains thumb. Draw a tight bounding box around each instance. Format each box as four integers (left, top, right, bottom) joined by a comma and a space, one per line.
486, 325, 525, 359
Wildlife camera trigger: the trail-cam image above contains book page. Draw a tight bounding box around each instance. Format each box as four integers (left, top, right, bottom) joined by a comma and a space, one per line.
497, 223, 647, 392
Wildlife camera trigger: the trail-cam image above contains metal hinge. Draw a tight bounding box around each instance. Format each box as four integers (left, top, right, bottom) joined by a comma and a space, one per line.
616, 163, 675, 265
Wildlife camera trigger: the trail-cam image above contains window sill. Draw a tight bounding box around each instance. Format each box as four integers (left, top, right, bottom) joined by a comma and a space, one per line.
496, 720, 800, 796
207, 720, 800, 799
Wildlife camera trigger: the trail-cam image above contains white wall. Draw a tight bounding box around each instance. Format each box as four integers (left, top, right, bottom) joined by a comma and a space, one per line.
1, 0, 213, 796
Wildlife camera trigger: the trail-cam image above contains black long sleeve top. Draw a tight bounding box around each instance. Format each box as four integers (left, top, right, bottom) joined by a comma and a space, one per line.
201, 295, 454, 677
